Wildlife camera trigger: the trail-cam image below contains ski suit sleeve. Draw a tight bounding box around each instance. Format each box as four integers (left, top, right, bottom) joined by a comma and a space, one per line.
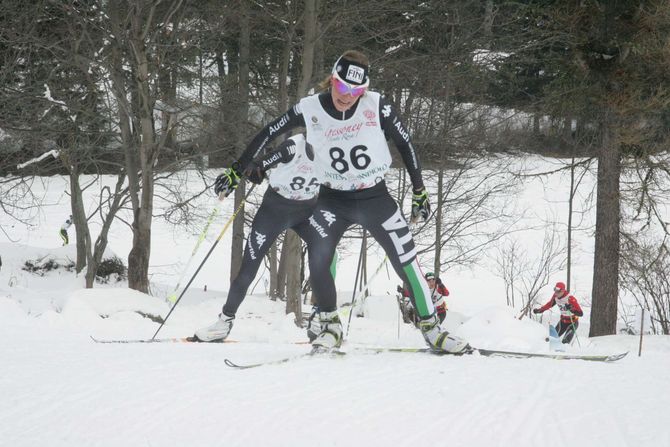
537, 297, 556, 313
235, 104, 306, 171
568, 296, 583, 316
437, 282, 449, 297
254, 138, 298, 171
378, 96, 425, 192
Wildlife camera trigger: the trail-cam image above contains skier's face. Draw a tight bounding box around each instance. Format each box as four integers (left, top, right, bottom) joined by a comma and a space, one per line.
330, 75, 365, 112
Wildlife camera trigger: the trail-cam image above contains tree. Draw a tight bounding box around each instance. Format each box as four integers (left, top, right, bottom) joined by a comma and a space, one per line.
104, 0, 186, 293
492, 1, 670, 336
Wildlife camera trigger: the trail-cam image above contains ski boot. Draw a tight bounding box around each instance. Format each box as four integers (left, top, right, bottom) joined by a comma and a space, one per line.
419, 313, 470, 354
306, 306, 320, 342
311, 310, 342, 353
194, 313, 235, 342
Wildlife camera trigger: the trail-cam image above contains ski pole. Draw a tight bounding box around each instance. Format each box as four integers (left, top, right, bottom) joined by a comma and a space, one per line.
166, 204, 221, 303
152, 185, 256, 339
570, 319, 581, 347
344, 237, 366, 335
343, 255, 388, 340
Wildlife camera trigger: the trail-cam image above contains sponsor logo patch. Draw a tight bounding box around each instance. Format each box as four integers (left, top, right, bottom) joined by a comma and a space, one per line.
345, 65, 365, 84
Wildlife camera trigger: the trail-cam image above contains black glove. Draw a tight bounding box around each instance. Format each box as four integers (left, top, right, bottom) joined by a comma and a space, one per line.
532, 308, 542, 314
244, 160, 265, 185
411, 188, 430, 222
397, 285, 404, 294
214, 163, 241, 198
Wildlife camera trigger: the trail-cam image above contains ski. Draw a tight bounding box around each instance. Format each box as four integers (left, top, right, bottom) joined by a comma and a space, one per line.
92, 336, 628, 363
224, 348, 346, 370
476, 348, 628, 362
91, 336, 311, 345
345, 345, 626, 362
90, 335, 210, 344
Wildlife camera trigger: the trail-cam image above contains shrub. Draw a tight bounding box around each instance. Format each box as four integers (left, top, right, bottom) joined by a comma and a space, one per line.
96, 256, 127, 283
22, 257, 75, 276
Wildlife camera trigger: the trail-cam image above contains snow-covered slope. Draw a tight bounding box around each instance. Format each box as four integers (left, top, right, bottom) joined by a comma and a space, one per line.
1, 249, 668, 447
1, 163, 668, 447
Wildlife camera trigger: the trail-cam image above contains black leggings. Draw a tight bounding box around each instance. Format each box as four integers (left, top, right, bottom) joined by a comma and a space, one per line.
222, 188, 316, 316
305, 182, 434, 317
556, 320, 578, 344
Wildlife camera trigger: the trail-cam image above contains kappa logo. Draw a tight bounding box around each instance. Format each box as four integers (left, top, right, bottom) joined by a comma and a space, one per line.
309, 216, 328, 238
381, 104, 392, 118
255, 231, 266, 248
248, 231, 266, 260
321, 210, 336, 227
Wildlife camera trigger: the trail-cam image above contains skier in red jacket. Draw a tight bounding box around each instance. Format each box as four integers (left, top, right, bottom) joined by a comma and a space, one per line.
533, 281, 583, 344
398, 272, 449, 324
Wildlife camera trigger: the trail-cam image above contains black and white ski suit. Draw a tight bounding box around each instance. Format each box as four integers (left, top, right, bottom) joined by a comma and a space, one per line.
221, 135, 319, 317
234, 91, 435, 318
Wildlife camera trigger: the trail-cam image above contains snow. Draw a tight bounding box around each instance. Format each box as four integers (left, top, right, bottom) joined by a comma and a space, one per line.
1, 166, 669, 447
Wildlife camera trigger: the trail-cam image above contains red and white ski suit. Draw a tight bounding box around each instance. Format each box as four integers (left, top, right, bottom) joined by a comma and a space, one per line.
536, 291, 583, 343
537, 292, 583, 323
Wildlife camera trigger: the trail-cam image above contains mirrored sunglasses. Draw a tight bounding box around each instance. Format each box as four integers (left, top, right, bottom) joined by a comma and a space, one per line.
332, 76, 367, 97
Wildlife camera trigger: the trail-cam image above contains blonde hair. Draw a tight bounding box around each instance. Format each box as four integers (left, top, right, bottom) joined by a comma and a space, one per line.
317, 50, 370, 91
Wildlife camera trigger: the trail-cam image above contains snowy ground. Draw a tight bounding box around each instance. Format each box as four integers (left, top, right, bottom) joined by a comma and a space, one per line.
1, 164, 669, 447
1, 248, 669, 447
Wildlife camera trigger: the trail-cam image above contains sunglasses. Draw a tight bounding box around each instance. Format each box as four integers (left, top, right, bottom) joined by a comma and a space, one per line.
554, 287, 562, 292
332, 75, 368, 97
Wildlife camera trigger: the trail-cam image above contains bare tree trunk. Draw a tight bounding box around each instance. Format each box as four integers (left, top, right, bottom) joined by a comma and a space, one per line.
567, 156, 575, 290
126, 4, 161, 294
269, 244, 278, 300
434, 168, 444, 275
270, 7, 297, 300
84, 177, 126, 288
284, 0, 317, 319
66, 168, 88, 273
276, 238, 288, 298
285, 230, 303, 324
108, 0, 182, 293
230, 2, 250, 282
483, 0, 494, 49
590, 120, 621, 336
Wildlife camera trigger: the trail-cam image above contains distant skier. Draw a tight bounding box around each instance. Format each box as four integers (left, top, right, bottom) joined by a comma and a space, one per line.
397, 272, 450, 325
425, 272, 449, 323
59, 215, 73, 246
533, 281, 583, 344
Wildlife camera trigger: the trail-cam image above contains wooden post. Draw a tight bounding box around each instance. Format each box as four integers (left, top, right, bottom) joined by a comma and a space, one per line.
638, 308, 644, 357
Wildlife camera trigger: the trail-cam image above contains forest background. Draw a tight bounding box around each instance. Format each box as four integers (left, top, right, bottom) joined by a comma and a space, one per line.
1, 0, 670, 337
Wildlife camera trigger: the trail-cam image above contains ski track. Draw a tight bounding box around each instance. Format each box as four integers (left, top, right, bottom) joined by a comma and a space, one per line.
1, 333, 669, 446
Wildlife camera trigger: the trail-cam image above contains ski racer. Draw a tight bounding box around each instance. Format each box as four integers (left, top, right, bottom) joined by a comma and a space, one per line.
398, 272, 449, 324
194, 135, 320, 342
59, 215, 72, 246
533, 281, 583, 344
207, 49, 469, 354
